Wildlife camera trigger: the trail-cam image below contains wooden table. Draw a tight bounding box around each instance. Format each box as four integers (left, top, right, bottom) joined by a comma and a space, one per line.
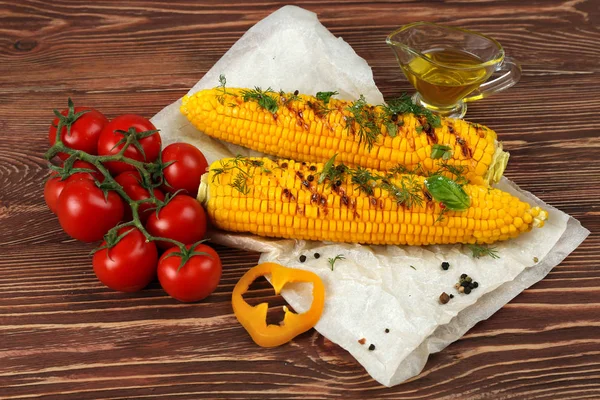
1, 1, 598, 398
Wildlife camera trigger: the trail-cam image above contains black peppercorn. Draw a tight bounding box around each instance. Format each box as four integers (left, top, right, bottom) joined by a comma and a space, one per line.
449, 294, 454, 299
294, 90, 299, 96
368, 344, 376, 351
464, 286, 472, 294
473, 282, 479, 289
460, 273, 467, 279
299, 255, 307, 263
301, 162, 307, 166
307, 175, 314, 182
441, 261, 450, 270
314, 253, 320, 259
391, 113, 398, 122
309, 165, 317, 171
281, 162, 288, 168
335, 180, 342, 187
385, 328, 389, 333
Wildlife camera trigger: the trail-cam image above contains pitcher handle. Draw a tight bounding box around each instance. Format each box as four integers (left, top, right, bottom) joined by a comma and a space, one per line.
464, 57, 521, 102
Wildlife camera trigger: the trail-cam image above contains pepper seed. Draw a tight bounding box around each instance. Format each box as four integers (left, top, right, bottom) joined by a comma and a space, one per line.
314, 253, 321, 259
441, 261, 450, 271
368, 344, 376, 351
439, 292, 451, 304
299, 255, 307, 263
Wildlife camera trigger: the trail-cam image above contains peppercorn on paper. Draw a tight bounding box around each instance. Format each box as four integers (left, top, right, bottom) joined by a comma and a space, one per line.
151, 5, 590, 387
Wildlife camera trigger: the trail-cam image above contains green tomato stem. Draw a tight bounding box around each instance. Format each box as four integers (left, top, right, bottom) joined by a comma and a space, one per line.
46, 126, 187, 254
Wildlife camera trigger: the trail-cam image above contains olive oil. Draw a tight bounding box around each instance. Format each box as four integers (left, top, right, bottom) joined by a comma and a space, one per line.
402, 48, 489, 107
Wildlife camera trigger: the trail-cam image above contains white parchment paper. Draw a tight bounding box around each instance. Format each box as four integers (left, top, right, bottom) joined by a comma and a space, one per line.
151, 5, 590, 386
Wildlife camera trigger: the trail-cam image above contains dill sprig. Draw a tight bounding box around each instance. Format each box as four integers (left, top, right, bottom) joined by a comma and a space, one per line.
216, 74, 229, 105
307, 100, 332, 118
328, 254, 345, 270
379, 175, 424, 209
279, 90, 301, 104
345, 95, 381, 151
466, 244, 500, 259
351, 167, 380, 196
229, 171, 250, 195
435, 162, 469, 186
381, 93, 441, 129
388, 163, 425, 176
240, 87, 279, 113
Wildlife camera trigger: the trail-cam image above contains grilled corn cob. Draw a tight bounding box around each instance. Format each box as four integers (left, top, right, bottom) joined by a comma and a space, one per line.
197, 157, 547, 246
182, 88, 509, 186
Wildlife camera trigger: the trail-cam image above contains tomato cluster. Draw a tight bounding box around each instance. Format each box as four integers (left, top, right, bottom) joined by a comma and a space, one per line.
44, 100, 219, 302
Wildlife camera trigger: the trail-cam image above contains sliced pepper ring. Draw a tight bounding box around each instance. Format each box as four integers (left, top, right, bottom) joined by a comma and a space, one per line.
232, 262, 325, 348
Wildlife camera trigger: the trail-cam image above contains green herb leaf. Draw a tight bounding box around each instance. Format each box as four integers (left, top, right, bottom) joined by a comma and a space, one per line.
328, 254, 345, 270
466, 244, 500, 259
431, 144, 453, 160
316, 91, 338, 105
384, 121, 398, 137
425, 175, 470, 211
240, 87, 278, 113
319, 154, 338, 184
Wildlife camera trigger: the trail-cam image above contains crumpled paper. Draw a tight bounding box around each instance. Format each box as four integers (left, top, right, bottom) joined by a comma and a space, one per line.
150, 5, 590, 387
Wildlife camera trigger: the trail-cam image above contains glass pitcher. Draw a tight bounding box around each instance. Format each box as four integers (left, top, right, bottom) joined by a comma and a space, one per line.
386, 22, 521, 118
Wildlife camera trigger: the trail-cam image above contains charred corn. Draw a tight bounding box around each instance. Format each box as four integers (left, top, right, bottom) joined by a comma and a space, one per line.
197, 157, 547, 246
182, 87, 509, 186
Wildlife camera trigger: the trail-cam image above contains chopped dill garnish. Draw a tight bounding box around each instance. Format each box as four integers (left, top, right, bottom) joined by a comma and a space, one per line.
316, 91, 338, 105
435, 207, 449, 224
379, 175, 424, 209
240, 87, 278, 113
216, 74, 229, 105
381, 94, 442, 129
279, 90, 301, 104
388, 163, 425, 176
307, 100, 332, 118
466, 244, 500, 259
351, 167, 380, 196
345, 95, 381, 151
229, 171, 250, 195
328, 254, 345, 270
435, 162, 469, 186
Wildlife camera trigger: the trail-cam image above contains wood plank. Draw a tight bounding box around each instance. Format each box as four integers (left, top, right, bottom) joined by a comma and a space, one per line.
0, 0, 598, 398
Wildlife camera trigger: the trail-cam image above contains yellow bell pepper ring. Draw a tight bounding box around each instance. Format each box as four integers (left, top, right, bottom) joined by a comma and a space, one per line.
232, 262, 326, 348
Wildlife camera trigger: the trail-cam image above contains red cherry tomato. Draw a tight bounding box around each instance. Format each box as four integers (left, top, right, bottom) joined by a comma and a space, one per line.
49, 102, 108, 161
158, 243, 222, 302
97, 114, 162, 175
114, 171, 165, 224
161, 143, 208, 197
56, 178, 125, 242
43, 160, 103, 214
145, 195, 207, 250
93, 227, 158, 292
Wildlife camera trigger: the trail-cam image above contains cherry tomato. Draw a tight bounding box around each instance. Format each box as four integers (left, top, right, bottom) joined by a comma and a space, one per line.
56, 178, 125, 242
158, 243, 222, 302
114, 171, 165, 224
93, 227, 158, 292
49, 103, 109, 161
161, 143, 208, 197
43, 161, 103, 214
97, 114, 162, 175
145, 195, 207, 250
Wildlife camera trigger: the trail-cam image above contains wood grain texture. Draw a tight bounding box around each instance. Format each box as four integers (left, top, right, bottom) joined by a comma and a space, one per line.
0, 0, 598, 398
